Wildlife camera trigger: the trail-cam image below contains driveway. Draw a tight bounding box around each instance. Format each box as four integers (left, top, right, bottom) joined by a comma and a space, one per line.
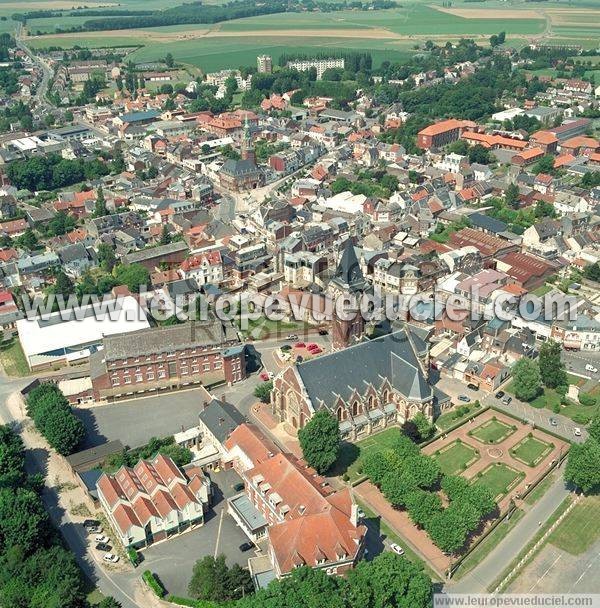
140, 469, 258, 597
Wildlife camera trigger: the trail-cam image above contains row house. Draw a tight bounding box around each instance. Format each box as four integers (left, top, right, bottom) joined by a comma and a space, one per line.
97, 453, 211, 549
178, 250, 223, 286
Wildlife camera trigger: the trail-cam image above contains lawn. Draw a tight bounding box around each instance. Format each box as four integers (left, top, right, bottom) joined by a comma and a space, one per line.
434, 440, 479, 476
335, 427, 405, 481
510, 436, 553, 467
546, 494, 600, 555
510, 384, 600, 425
435, 403, 481, 431
469, 419, 516, 445
472, 463, 524, 499
0, 339, 30, 377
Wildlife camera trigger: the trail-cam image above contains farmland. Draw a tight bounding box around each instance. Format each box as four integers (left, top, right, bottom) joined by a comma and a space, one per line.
6, 0, 600, 70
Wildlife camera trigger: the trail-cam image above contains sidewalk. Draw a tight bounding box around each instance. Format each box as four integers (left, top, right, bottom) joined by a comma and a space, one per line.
448, 471, 571, 593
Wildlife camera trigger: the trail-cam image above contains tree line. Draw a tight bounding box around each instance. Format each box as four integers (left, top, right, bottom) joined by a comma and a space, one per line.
0, 424, 121, 607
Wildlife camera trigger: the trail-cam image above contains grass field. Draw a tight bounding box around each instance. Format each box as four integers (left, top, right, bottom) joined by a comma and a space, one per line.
434, 440, 480, 476
510, 436, 553, 467
473, 463, 525, 499
470, 419, 516, 445
546, 494, 600, 555
0, 339, 29, 377
435, 403, 482, 431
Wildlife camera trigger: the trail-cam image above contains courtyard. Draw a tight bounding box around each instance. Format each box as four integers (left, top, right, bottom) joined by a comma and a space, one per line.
472, 463, 525, 500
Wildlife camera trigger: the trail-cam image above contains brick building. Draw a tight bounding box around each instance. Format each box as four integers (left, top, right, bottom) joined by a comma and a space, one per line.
417, 119, 476, 150
224, 423, 367, 578
90, 320, 245, 401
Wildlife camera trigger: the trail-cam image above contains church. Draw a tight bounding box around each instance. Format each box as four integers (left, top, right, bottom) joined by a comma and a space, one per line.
218, 118, 265, 192
271, 240, 440, 441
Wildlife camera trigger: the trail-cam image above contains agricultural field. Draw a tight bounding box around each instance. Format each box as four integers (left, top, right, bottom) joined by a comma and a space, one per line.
8, 0, 600, 69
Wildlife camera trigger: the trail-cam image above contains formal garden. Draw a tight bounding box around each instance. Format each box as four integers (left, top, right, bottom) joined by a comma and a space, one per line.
510, 435, 554, 467
472, 463, 525, 501
468, 418, 517, 445
433, 440, 480, 476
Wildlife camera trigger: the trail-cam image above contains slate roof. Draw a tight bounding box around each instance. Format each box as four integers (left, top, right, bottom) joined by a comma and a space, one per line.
469, 212, 508, 235
102, 319, 239, 360
329, 239, 367, 293
296, 329, 432, 409
199, 398, 246, 444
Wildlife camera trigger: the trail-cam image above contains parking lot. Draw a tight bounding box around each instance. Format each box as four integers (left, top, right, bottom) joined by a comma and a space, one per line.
75, 388, 209, 449
139, 469, 259, 597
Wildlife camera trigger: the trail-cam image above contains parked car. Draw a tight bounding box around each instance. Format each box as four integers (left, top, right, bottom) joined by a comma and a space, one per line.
458, 395, 470, 403
495, 391, 505, 399
295, 342, 305, 349
83, 519, 100, 529
318, 329, 328, 335
233, 482, 245, 492
467, 383, 479, 391
259, 372, 269, 381
502, 396, 512, 405
585, 364, 598, 373
549, 418, 558, 426
309, 347, 322, 354
574, 427, 582, 437
307, 343, 318, 350
286, 334, 298, 341
239, 542, 254, 552
95, 542, 111, 552
390, 543, 405, 556
94, 535, 110, 544
103, 553, 119, 563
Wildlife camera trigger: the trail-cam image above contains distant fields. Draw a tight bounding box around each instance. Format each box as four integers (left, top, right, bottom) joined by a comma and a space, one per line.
6, 0, 600, 71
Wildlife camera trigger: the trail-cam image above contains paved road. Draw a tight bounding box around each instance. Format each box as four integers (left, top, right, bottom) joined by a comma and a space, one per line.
448, 472, 573, 593
15, 25, 54, 111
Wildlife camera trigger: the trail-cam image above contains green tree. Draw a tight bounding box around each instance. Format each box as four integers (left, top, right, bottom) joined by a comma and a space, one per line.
188, 554, 250, 601
532, 155, 555, 175
159, 224, 171, 246
511, 358, 542, 401
112, 263, 150, 292
345, 552, 432, 608
0, 426, 25, 489
298, 409, 341, 474
404, 489, 442, 528
504, 183, 520, 209
538, 339, 567, 389
253, 381, 272, 404
381, 470, 416, 508
588, 414, 600, 443
0, 488, 49, 555
412, 412, 435, 441
98, 242, 117, 273
97, 598, 122, 608
93, 186, 108, 217
165, 53, 174, 68
361, 450, 391, 486
565, 439, 600, 494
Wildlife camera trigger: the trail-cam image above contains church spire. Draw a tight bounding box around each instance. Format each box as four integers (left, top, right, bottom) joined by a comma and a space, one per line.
241, 113, 255, 164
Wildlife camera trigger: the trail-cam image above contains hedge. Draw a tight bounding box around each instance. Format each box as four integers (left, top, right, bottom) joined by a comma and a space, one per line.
142, 570, 165, 598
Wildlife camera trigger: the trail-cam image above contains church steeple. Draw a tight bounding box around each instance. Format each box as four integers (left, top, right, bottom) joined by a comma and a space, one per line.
330, 239, 367, 295
241, 114, 255, 164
